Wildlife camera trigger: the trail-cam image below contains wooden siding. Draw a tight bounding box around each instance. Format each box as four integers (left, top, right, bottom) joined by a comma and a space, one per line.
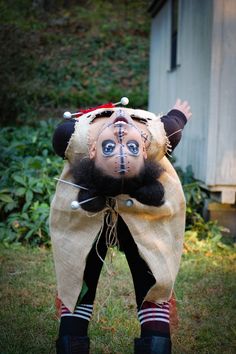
149, 0, 236, 194
207, 0, 236, 187
149, 0, 213, 182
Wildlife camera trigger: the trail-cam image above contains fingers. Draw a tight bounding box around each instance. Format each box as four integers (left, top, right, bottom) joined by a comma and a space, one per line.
173, 98, 192, 120
175, 98, 181, 106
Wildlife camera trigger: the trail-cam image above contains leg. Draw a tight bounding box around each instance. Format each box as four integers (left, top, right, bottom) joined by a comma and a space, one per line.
117, 216, 156, 309
117, 216, 172, 354
57, 227, 108, 353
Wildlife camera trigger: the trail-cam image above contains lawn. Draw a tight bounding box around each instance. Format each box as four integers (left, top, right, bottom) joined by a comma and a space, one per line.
0, 236, 235, 354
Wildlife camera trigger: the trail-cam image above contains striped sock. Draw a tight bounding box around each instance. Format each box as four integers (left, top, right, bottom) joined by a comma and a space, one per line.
59, 303, 93, 337
61, 304, 93, 321
138, 301, 170, 338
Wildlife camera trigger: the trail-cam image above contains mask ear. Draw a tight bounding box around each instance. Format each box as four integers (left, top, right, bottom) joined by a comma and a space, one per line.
89, 141, 96, 159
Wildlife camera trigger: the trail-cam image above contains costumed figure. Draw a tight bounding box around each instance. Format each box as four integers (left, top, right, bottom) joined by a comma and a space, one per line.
50, 97, 192, 354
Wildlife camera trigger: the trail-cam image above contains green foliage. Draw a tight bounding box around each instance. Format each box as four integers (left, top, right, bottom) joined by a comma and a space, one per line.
0, 0, 150, 124
179, 165, 208, 231
0, 123, 228, 247
177, 164, 226, 243
0, 122, 225, 248
0, 120, 61, 246
0, 1, 228, 247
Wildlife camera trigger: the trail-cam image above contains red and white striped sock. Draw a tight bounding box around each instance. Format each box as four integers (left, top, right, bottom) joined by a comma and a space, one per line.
59, 303, 93, 337
61, 303, 93, 321
138, 301, 170, 338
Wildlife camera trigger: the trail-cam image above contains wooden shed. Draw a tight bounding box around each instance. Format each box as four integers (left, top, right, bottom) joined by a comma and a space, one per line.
148, 0, 236, 235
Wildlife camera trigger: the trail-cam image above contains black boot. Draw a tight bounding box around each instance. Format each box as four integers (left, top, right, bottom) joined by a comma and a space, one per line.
56, 335, 90, 354
134, 336, 171, 354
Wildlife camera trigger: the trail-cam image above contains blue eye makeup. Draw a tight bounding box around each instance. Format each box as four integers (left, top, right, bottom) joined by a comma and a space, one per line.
127, 140, 139, 155
102, 140, 140, 157
102, 140, 116, 156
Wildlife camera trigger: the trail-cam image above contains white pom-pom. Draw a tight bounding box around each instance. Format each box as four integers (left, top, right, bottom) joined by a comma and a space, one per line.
63, 111, 72, 119
120, 97, 129, 106
125, 199, 133, 207
71, 200, 80, 210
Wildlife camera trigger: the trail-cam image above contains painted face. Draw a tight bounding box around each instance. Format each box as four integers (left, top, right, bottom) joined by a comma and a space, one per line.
90, 109, 147, 178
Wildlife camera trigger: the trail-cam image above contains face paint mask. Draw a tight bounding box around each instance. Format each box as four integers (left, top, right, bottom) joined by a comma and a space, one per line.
117, 123, 127, 175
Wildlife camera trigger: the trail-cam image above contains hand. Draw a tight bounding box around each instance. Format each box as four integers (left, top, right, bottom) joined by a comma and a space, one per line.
173, 99, 192, 120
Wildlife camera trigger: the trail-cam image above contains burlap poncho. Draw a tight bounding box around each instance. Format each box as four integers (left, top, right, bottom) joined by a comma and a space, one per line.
50, 108, 186, 313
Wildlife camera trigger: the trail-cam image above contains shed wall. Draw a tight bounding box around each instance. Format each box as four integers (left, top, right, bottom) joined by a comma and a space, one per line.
149, 0, 213, 182
206, 0, 236, 187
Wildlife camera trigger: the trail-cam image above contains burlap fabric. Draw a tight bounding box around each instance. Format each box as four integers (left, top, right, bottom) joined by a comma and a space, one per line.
50, 108, 186, 312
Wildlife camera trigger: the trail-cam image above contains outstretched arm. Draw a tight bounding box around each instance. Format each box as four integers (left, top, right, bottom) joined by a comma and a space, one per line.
52, 99, 192, 157
161, 99, 192, 152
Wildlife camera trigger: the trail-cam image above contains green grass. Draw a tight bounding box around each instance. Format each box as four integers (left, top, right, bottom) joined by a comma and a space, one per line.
0, 0, 150, 125
0, 240, 235, 354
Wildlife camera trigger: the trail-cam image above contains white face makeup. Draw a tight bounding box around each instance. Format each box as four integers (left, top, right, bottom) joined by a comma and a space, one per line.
90, 109, 147, 178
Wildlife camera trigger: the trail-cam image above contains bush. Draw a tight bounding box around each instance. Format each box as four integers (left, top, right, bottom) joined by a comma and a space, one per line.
176, 165, 225, 241
0, 122, 226, 247
0, 120, 61, 246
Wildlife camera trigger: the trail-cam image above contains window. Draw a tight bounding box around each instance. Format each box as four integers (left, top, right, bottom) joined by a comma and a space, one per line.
170, 0, 179, 70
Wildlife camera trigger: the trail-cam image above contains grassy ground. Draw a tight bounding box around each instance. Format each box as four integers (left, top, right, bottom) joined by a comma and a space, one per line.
0, 239, 235, 354
0, 0, 150, 125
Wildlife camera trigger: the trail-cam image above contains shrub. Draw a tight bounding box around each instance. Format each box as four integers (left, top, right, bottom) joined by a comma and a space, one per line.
0, 122, 226, 247
176, 165, 225, 241
0, 120, 61, 246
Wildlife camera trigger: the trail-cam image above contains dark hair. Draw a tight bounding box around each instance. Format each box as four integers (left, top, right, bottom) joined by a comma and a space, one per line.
70, 157, 165, 212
